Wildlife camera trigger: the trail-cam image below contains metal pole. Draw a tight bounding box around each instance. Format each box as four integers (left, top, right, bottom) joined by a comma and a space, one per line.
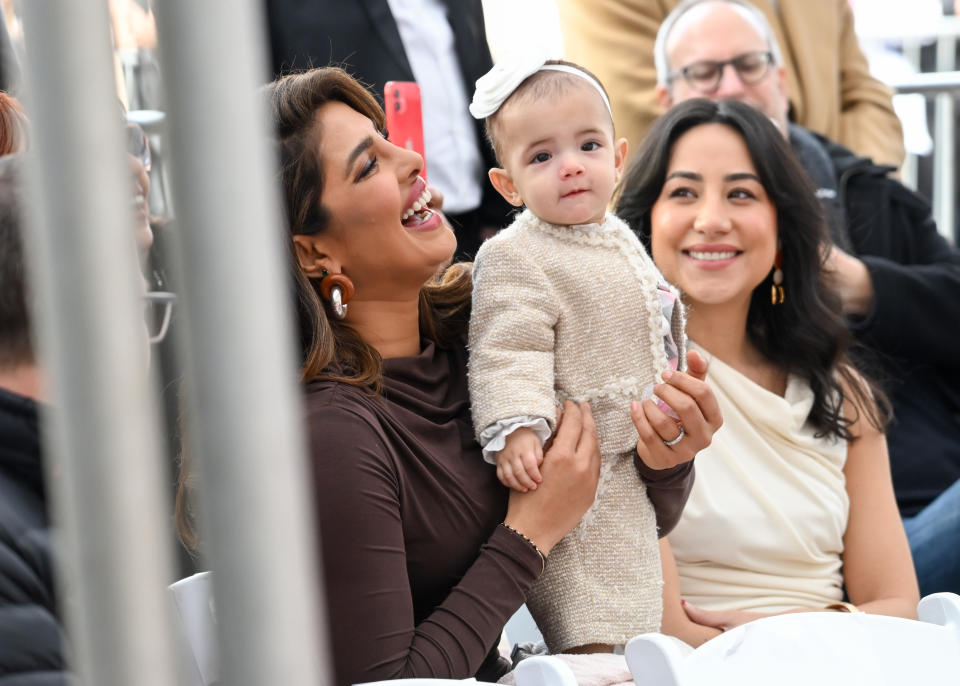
889, 70, 960, 96
17, 2, 179, 686
151, 1, 330, 684
935, 37, 957, 245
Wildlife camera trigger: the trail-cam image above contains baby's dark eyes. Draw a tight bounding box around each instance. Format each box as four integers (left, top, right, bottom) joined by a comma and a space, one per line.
531, 152, 551, 164
581, 141, 601, 151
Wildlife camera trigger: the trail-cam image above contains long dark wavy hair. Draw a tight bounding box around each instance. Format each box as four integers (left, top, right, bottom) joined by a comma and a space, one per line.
616, 98, 888, 441
268, 67, 472, 389
176, 68, 473, 549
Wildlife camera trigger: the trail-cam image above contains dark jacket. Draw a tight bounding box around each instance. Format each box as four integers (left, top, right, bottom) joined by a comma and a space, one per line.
264, 0, 512, 254
791, 125, 960, 516
0, 387, 69, 684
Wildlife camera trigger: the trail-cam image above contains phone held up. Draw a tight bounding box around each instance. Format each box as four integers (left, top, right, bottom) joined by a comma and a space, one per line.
385, 81, 427, 182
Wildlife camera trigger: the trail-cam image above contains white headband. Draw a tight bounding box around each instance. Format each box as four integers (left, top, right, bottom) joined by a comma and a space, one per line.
469, 54, 612, 120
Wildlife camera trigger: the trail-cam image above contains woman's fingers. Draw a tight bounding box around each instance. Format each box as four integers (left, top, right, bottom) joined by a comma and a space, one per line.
551, 400, 583, 453
633, 399, 687, 470
682, 600, 725, 628
684, 349, 709, 382
682, 600, 765, 632
633, 362, 723, 469
659, 367, 721, 430
575, 402, 599, 465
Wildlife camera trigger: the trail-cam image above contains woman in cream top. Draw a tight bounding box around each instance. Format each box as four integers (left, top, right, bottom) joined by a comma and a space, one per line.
616, 99, 919, 648
668, 346, 849, 612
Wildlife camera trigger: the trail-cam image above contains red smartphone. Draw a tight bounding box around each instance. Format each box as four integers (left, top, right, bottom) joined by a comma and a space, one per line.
385, 81, 427, 181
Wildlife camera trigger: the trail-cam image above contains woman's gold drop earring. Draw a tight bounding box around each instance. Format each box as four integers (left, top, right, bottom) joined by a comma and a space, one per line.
770, 251, 785, 305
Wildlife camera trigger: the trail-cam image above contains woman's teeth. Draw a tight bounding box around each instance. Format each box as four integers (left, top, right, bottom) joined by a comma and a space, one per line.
402, 188, 432, 221
688, 250, 737, 260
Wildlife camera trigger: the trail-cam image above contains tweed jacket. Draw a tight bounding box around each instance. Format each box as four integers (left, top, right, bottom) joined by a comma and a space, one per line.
468, 210, 686, 650
557, 0, 904, 168
469, 210, 684, 463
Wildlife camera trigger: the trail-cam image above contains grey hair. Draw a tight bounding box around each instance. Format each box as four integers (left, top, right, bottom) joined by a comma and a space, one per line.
653, 0, 784, 87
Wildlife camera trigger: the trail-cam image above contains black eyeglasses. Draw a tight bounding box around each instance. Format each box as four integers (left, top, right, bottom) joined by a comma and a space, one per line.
143, 291, 175, 344
669, 51, 775, 94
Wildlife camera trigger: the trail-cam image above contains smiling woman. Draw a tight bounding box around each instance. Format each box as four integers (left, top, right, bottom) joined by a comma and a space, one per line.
616, 99, 919, 646
178, 66, 607, 685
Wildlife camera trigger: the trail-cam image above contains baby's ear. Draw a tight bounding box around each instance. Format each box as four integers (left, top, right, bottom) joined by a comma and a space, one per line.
488, 167, 523, 207
613, 137, 629, 181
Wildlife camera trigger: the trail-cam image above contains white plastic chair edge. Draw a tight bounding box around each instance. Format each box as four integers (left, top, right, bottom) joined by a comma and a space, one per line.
917, 591, 960, 631
624, 632, 685, 686
513, 655, 579, 686
168, 571, 219, 686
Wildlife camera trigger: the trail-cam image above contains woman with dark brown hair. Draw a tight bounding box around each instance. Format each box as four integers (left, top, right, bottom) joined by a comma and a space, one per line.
177, 67, 720, 684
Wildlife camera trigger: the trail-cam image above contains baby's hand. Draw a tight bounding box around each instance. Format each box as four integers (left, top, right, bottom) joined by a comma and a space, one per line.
496, 427, 544, 492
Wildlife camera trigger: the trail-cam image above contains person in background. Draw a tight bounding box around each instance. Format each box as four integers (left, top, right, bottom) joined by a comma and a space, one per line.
0, 92, 165, 682
617, 98, 920, 646
264, 0, 513, 259
0, 91, 26, 152
0, 154, 70, 685
652, 0, 960, 597
557, 0, 905, 168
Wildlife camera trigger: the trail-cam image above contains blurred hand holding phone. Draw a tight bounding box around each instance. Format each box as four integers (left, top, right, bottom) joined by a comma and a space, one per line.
385, 81, 427, 182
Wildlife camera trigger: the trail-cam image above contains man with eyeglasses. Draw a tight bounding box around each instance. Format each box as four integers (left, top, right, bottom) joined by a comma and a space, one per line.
654, 0, 960, 598
558, 0, 904, 168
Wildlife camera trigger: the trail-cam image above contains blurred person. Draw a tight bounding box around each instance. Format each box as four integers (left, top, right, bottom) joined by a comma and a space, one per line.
109, 0, 162, 112
557, 0, 905, 168
654, 0, 960, 597
0, 154, 70, 684
264, 0, 513, 259
617, 99, 919, 645
0, 90, 26, 154
0, 118, 168, 683
0, 0, 21, 94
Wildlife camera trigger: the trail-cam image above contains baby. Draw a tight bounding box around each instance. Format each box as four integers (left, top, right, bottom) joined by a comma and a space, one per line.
467, 54, 685, 652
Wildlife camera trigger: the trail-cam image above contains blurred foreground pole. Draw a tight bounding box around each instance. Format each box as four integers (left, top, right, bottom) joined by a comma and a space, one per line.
18, 2, 179, 686
152, 1, 331, 684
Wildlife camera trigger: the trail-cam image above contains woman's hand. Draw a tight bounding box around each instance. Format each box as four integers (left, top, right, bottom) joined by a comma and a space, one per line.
681, 600, 769, 633
632, 350, 722, 470
504, 401, 601, 556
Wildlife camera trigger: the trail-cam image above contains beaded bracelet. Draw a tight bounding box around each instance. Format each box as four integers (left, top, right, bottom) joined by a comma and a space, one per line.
500, 522, 546, 575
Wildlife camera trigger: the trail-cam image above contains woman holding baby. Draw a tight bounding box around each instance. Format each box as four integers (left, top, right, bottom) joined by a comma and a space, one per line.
254, 64, 719, 684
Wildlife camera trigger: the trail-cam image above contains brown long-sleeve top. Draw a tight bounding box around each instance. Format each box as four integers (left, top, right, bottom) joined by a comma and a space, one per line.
303, 341, 694, 685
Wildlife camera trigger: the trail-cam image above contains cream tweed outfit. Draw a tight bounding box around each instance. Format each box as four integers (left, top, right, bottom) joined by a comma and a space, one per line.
469, 209, 686, 651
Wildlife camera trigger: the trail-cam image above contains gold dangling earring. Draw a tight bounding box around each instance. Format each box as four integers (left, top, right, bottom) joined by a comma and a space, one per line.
770, 251, 785, 305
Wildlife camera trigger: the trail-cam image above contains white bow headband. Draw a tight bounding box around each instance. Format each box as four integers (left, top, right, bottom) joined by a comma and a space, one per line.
469, 53, 612, 120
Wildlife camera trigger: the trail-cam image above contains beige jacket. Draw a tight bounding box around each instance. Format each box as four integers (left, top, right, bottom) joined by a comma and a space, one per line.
558, 0, 904, 168
468, 210, 684, 650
